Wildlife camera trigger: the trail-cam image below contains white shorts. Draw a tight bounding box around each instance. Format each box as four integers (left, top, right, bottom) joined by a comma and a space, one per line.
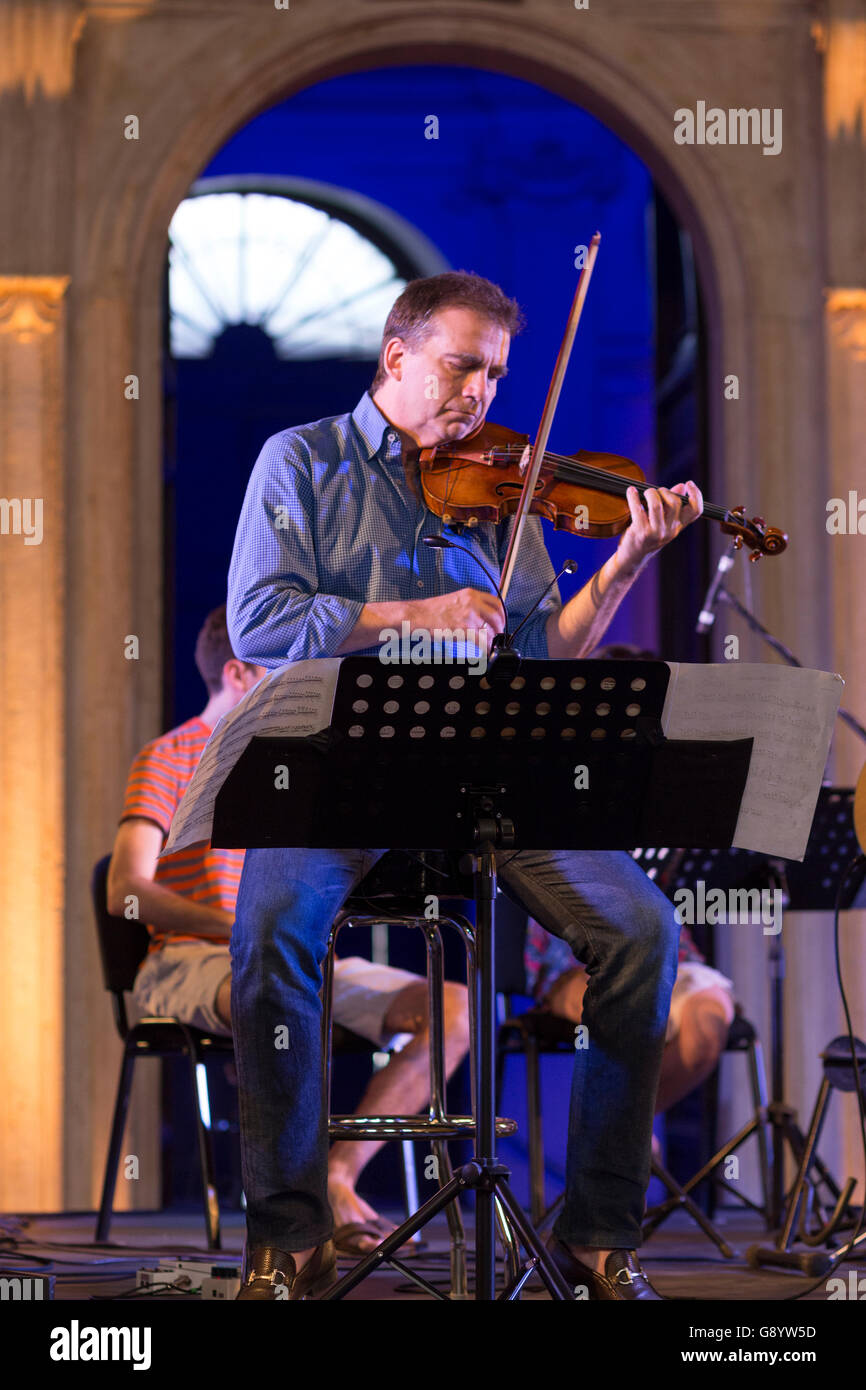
666, 962, 735, 1042
131, 943, 420, 1048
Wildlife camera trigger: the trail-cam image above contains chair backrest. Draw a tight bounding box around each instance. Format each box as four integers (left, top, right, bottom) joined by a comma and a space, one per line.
91, 855, 152, 1037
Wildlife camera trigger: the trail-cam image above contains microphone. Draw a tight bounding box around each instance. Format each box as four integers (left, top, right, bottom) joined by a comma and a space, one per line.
507, 559, 578, 648
422, 537, 578, 660
696, 548, 736, 635
487, 557, 577, 681
422, 534, 509, 638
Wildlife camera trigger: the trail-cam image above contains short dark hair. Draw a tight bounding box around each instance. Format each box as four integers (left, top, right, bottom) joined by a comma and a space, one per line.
194, 604, 253, 695
371, 271, 525, 389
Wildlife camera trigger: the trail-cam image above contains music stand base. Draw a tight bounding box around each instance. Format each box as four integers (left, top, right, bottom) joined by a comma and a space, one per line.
747, 1245, 837, 1277
320, 1158, 574, 1301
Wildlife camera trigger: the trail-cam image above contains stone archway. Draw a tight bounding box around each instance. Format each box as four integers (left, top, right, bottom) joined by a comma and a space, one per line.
34, 2, 837, 1210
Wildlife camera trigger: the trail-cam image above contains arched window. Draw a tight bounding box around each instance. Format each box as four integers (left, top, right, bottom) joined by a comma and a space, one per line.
167, 176, 448, 360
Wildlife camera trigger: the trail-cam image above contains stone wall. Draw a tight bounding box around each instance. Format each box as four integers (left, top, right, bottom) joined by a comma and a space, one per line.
0, 0, 863, 1216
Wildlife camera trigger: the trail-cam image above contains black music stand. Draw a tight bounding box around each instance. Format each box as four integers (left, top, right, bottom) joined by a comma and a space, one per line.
213, 657, 753, 1300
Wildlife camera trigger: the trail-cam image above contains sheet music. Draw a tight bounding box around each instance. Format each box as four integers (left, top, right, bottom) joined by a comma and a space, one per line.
661, 663, 843, 860
161, 659, 341, 856
161, 657, 841, 862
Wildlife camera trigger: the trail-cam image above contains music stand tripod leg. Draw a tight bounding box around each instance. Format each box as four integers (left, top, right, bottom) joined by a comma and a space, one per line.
468, 801, 574, 1301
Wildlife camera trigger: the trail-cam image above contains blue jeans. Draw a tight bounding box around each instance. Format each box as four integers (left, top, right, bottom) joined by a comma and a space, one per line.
230, 846, 679, 1253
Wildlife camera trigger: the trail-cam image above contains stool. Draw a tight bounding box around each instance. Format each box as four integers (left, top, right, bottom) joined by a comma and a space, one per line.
758, 1034, 866, 1257
497, 1003, 772, 1258
325, 893, 520, 1298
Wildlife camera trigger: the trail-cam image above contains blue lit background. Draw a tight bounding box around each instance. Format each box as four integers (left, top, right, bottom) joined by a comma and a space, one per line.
164, 65, 691, 1214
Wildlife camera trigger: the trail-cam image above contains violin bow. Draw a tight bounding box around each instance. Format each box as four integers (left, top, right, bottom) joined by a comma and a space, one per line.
499, 231, 601, 602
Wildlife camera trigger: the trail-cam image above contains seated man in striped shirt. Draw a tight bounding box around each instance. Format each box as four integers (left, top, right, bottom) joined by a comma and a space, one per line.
522, 641, 736, 1122
107, 604, 470, 1255
524, 916, 735, 1123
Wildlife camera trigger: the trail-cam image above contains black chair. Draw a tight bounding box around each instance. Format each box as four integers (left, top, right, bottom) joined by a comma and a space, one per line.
93, 853, 388, 1252
493, 900, 772, 1256
642, 1010, 773, 1246
92, 854, 234, 1248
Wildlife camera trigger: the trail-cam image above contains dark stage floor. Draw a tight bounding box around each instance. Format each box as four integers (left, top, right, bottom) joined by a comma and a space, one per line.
1, 1206, 860, 1303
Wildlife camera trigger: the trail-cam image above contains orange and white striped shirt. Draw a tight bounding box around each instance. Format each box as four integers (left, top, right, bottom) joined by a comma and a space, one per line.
119, 716, 244, 955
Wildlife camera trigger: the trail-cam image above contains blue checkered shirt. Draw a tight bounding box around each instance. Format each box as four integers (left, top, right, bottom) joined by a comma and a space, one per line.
227, 391, 561, 666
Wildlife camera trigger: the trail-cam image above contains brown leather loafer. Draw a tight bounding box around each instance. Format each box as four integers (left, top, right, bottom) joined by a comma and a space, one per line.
547, 1236, 664, 1300
236, 1240, 337, 1300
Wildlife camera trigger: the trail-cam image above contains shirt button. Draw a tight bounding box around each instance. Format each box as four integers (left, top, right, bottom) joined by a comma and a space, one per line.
416, 579, 424, 589
386, 431, 397, 445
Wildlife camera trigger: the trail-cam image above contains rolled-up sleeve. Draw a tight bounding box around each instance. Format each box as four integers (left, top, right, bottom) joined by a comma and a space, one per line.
227, 432, 365, 666
498, 515, 561, 661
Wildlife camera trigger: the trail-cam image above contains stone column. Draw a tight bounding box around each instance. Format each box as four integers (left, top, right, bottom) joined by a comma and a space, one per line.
0, 275, 68, 1208
0, 0, 161, 1216
813, 2, 866, 1204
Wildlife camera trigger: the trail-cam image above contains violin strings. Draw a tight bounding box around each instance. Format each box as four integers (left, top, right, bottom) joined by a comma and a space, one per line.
425, 445, 770, 549
486, 446, 732, 524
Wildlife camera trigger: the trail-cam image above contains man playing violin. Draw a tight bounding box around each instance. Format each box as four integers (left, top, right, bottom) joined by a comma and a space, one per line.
227, 271, 703, 1300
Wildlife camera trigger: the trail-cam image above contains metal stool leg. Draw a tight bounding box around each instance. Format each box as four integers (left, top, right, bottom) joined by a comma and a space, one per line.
96, 1042, 137, 1242
494, 1192, 522, 1288
525, 1033, 546, 1226
324, 908, 529, 1299
177, 1024, 221, 1250
401, 1140, 420, 1218
433, 1138, 468, 1298
749, 1037, 773, 1220
424, 919, 470, 1294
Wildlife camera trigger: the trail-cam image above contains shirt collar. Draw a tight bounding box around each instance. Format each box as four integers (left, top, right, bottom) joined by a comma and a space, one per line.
351, 390, 397, 461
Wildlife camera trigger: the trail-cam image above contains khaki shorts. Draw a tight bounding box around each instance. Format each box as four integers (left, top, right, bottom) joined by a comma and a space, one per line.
666, 962, 734, 1042
131, 943, 420, 1048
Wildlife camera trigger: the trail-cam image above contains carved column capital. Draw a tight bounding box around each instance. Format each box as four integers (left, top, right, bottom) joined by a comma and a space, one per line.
0, 1, 85, 101
808, 0, 829, 56
826, 288, 866, 363
0, 276, 70, 344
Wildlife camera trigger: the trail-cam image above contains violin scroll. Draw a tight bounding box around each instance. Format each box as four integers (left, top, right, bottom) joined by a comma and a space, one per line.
721, 506, 788, 561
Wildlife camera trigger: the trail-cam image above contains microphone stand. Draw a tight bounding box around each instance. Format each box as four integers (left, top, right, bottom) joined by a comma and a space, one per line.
712, 583, 866, 746
698, 563, 866, 1232
422, 533, 577, 685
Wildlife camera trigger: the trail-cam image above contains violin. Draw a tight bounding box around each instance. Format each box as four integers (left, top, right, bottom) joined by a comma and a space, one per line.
417, 233, 787, 600
418, 420, 788, 561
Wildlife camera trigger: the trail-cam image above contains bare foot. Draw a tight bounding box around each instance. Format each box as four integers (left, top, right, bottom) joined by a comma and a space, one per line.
327, 1171, 394, 1252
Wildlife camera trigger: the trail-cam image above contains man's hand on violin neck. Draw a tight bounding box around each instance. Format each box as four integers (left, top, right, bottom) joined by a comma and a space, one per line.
615, 480, 704, 570
545, 478, 703, 660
